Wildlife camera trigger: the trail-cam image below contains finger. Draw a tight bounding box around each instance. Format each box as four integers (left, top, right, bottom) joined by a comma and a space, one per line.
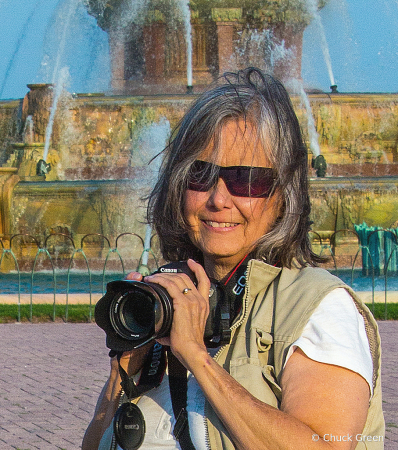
124, 271, 143, 281
145, 272, 196, 295
144, 273, 209, 324
187, 259, 211, 299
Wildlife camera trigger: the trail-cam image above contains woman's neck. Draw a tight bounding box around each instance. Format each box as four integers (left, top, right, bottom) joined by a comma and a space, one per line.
204, 254, 248, 282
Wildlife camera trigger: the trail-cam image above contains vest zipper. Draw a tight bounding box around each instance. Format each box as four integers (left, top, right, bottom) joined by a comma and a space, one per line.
229, 263, 251, 332
203, 408, 211, 450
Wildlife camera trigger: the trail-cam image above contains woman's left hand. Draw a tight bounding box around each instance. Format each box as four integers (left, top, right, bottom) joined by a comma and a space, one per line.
143, 258, 211, 368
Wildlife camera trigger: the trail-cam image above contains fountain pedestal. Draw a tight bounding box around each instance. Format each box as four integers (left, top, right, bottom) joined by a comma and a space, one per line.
143, 19, 167, 83
22, 84, 53, 143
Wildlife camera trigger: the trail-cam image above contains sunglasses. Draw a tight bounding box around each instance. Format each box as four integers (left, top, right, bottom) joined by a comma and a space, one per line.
187, 160, 277, 198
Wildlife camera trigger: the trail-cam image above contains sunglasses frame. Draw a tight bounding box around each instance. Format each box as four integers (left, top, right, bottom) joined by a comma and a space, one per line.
187, 160, 278, 198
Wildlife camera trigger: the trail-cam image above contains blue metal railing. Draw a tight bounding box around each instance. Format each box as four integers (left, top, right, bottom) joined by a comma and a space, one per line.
0, 231, 158, 322
310, 227, 398, 319
2, 226, 397, 322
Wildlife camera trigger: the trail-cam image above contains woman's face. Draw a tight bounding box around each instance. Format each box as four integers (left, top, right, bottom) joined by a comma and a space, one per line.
184, 119, 282, 276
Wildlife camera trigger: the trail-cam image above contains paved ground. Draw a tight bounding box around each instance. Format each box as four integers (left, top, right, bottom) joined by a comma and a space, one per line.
0, 321, 396, 450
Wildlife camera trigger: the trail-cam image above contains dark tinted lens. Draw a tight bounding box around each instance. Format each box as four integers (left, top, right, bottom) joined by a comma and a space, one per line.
221, 167, 276, 198
187, 160, 216, 192
187, 161, 276, 198
120, 291, 154, 334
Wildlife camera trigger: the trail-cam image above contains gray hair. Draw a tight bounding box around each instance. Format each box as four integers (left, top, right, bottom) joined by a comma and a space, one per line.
147, 67, 322, 268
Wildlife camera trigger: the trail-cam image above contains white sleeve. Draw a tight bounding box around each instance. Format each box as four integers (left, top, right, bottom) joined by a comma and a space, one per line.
284, 288, 374, 395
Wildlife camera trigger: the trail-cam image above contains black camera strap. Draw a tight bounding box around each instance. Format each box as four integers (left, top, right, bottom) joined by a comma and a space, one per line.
167, 350, 196, 450
221, 253, 250, 320
112, 344, 167, 450
115, 346, 195, 450
116, 343, 167, 400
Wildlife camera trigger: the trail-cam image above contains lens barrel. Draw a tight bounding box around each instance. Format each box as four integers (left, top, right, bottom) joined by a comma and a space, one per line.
108, 281, 173, 347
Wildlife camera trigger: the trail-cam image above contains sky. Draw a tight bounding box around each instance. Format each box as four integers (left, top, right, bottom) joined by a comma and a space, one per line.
302, 0, 398, 93
0, 0, 397, 100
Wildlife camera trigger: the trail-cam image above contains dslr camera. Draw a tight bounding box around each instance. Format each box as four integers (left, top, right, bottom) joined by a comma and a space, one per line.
95, 261, 228, 351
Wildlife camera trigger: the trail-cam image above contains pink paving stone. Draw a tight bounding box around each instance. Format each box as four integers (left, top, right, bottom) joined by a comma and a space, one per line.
0, 321, 396, 449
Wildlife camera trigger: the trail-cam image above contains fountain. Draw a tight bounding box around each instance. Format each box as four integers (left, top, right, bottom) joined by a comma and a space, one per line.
84, 0, 317, 92
0, 0, 397, 273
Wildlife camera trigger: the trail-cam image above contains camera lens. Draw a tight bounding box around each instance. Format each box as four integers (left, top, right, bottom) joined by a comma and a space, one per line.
96, 275, 180, 350
110, 287, 156, 341
119, 291, 154, 335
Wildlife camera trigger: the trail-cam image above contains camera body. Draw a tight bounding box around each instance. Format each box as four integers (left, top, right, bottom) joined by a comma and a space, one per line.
95, 261, 225, 352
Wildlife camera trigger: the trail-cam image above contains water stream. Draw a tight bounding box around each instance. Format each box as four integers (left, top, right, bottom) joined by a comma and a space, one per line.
133, 117, 170, 267
289, 79, 321, 157
179, 0, 193, 87
43, 66, 69, 161
50, 0, 80, 85
22, 115, 34, 144
305, 0, 336, 87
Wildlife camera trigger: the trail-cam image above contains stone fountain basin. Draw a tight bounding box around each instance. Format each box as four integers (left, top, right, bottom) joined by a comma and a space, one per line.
7, 175, 398, 242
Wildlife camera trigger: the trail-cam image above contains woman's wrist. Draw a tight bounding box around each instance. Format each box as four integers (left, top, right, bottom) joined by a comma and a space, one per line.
179, 342, 212, 374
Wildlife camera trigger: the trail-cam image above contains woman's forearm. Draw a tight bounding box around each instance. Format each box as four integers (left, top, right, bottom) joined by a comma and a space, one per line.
185, 346, 369, 450
82, 364, 123, 450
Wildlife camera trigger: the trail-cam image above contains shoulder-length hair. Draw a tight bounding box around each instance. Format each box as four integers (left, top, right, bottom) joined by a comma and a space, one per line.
147, 67, 322, 268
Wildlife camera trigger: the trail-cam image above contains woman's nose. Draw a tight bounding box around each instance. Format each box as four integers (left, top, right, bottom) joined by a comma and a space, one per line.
206, 178, 233, 210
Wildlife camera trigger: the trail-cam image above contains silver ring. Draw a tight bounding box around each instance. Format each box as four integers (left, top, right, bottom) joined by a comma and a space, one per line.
182, 288, 192, 295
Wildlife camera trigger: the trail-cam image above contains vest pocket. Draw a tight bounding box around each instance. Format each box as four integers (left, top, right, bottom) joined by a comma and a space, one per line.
230, 358, 281, 408
262, 364, 282, 404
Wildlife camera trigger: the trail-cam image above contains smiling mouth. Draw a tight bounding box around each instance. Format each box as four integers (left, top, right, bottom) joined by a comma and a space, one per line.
203, 220, 239, 228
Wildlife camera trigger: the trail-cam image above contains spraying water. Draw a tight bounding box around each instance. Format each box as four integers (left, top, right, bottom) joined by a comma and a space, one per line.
179, 0, 193, 87
42, 0, 81, 162
50, 0, 81, 85
134, 117, 170, 270
289, 79, 320, 158
23, 115, 35, 144
43, 66, 69, 161
306, 0, 335, 87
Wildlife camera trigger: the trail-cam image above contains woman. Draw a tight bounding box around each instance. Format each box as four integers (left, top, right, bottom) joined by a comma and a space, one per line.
83, 68, 384, 450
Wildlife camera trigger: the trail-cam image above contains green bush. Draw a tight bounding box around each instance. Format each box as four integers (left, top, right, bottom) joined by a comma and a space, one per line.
365, 303, 398, 320
0, 303, 397, 323
0, 304, 93, 323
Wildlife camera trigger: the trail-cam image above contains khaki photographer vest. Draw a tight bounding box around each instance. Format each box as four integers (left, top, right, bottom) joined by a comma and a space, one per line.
205, 259, 385, 450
